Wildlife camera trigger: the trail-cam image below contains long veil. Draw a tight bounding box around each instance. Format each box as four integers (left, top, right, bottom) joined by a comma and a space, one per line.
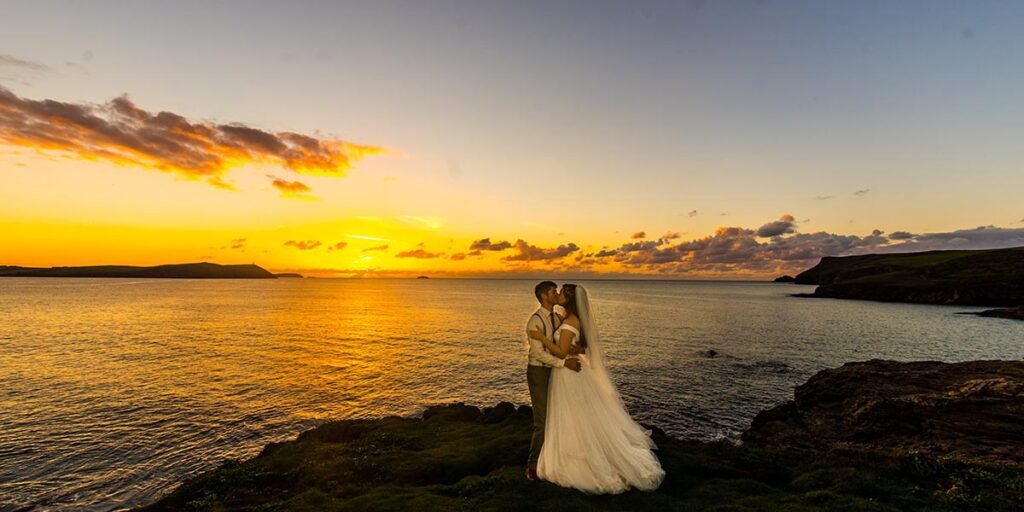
575, 286, 657, 446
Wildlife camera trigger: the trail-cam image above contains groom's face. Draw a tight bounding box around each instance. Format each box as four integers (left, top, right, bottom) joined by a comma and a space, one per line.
544, 286, 560, 305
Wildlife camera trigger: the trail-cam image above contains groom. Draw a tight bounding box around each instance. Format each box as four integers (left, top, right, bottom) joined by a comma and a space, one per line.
525, 281, 581, 481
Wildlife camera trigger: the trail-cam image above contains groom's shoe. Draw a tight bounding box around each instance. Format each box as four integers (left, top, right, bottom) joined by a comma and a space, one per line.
525, 468, 538, 481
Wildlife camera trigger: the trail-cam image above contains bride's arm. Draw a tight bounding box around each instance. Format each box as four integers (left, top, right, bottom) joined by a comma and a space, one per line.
529, 327, 571, 358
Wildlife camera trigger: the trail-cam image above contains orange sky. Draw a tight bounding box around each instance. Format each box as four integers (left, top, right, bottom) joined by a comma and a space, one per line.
3, 3, 1024, 278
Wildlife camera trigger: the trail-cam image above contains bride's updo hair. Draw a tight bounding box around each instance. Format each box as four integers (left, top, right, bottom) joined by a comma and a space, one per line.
560, 284, 587, 348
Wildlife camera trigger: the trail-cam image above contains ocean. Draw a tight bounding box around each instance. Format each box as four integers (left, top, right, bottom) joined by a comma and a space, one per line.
1, 277, 1020, 511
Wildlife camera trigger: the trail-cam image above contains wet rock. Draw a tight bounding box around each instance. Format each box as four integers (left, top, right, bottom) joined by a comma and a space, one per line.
742, 359, 1024, 466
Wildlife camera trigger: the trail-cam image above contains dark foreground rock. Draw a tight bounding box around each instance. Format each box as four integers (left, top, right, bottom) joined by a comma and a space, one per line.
136, 361, 1024, 512
792, 246, 1024, 307
773, 275, 796, 283
743, 360, 1024, 467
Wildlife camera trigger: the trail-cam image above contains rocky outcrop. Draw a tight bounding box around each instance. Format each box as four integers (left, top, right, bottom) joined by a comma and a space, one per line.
136, 361, 1024, 511
790, 245, 1024, 305
742, 359, 1024, 467
963, 307, 1024, 321
773, 275, 796, 283
792, 247, 1024, 306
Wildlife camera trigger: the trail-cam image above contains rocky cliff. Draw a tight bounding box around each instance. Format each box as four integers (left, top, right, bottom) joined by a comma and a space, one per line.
742, 359, 1024, 467
793, 247, 1024, 307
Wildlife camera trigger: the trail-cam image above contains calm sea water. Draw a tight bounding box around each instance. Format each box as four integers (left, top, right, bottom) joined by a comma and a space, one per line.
0, 278, 1020, 511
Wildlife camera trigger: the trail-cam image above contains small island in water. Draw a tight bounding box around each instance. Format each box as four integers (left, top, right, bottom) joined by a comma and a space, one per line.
0, 262, 277, 279
136, 359, 1024, 511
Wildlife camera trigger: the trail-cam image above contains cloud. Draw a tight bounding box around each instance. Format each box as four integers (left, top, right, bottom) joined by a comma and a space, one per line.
450, 253, 466, 261
0, 54, 50, 73
284, 240, 321, 250
469, 238, 512, 251
688, 210, 699, 217
328, 242, 348, 251
755, 214, 797, 238
631, 231, 646, 239
502, 240, 580, 262
467, 250, 482, 256
396, 249, 443, 259
812, 195, 834, 200
854, 189, 871, 196
582, 211, 1024, 276
363, 244, 389, 252
880, 225, 1024, 252
230, 238, 246, 249
661, 231, 683, 240
268, 175, 315, 200
0, 87, 382, 190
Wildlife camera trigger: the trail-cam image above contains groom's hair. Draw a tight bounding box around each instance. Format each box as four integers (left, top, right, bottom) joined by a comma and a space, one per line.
534, 281, 557, 303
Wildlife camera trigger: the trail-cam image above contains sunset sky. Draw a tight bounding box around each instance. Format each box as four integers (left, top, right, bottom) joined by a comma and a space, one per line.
2, 1, 1023, 278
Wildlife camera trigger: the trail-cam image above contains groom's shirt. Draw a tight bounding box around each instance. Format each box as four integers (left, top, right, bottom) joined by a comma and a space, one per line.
526, 305, 565, 368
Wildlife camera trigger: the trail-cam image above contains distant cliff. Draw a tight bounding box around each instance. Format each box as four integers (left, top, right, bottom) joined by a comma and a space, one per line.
0, 262, 277, 279
793, 247, 1024, 306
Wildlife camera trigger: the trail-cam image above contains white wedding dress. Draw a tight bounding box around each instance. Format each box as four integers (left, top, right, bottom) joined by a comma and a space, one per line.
536, 287, 665, 494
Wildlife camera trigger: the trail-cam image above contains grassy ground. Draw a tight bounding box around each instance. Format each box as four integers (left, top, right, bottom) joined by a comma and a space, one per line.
135, 404, 1023, 511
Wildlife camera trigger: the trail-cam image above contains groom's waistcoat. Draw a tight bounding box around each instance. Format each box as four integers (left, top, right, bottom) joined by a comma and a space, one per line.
526, 306, 564, 368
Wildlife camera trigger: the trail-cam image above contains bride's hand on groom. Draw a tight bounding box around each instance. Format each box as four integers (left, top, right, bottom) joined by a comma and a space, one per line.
564, 358, 581, 372
568, 344, 586, 356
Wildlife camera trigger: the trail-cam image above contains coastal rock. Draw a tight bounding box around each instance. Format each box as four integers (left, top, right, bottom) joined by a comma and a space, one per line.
136, 363, 1024, 511
792, 246, 1024, 307
742, 359, 1024, 466
963, 307, 1024, 321
773, 275, 796, 283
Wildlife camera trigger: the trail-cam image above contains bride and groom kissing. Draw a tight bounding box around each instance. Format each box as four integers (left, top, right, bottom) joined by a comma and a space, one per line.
524, 281, 665, 494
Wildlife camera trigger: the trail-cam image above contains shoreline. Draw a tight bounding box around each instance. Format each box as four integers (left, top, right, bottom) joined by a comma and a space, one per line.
135, 359, 1024, 511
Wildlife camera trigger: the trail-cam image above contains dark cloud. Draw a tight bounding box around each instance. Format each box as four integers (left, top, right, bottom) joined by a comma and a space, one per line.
469, 238, 512, 251
755, 214, 796, 238
688, 210, 699, 217
284, 240, 321, 250
597, 216, 1024, 276
230, 238, 246, 250
328, 242, 348, 251
661, 231, 683, 240
363, 244, 389, 252
0, 87, 381, 190
502, 240, 580, 262
631, 231, 646, 239
450, 253, 466, 261
812, 195, 834, 200
467, 250, 482, 256
396, 249, 443, 259
267, 176, 314, 200
880, 226, 1024, 252
854, 189, 871, 196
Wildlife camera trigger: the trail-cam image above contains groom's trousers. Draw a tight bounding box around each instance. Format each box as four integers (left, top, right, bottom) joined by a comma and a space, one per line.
526, 364, 552, 470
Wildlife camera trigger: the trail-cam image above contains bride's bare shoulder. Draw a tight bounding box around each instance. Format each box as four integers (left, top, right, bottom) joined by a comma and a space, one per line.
564, 315, 581, 327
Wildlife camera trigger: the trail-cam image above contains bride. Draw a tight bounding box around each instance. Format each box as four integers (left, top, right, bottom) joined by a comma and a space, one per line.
529, 284, 665, 494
